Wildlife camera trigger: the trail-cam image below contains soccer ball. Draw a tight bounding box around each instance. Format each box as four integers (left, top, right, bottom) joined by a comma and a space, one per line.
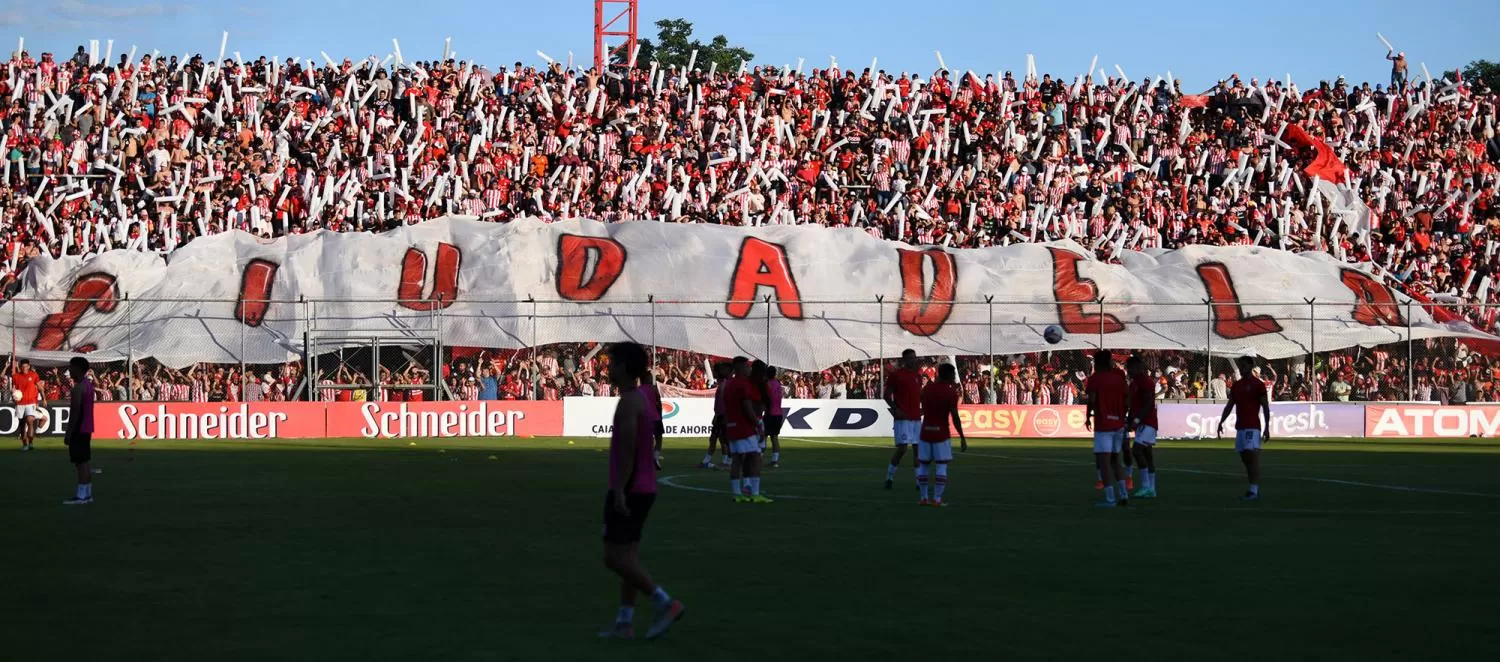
10, 389, 19, 402
1043, 325, 1065, 345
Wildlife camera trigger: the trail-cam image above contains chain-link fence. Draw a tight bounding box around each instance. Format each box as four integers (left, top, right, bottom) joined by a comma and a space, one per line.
1, 297, 1494, 405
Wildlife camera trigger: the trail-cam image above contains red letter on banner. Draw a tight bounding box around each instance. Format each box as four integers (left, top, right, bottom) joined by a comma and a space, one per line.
556, 235, 627, 301
1196, 263, 1284, 339
33, 274, 118, 351
897, 248, 957, 336
1048, 248, 1124, 334
1340, 269, 1406, 327
397, 243, 461, 311
725, 238, 804, 319
235, 259, 279, 326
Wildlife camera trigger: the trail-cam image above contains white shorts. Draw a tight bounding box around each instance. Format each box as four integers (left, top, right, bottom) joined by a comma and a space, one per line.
15, 404, 38, 419
1235, 429, 1263, 452
1092, 429, 1124, 454
1134, 425, 1158, 446
918, 440, 954, 463
729, 436, 762, 455
893, 420, 921, 446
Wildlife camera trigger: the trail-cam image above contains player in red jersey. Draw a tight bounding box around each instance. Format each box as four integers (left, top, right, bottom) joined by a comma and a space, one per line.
13, 359, 42, 451
724, 357, 771, 503
1084, 351, 1130, 508
917, 363, 968, 507
883, 349, 923, 489
1126, 355, 1159, 499
1217, 355, 1271, 500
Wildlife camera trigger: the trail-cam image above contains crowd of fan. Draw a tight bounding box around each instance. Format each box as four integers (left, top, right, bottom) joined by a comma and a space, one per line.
4, 338, 1495, 406
2, 44, 1499, 403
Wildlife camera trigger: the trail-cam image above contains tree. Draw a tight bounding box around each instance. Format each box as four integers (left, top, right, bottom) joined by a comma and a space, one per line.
1460, 60, 1500, 92
611, 18, 754, 73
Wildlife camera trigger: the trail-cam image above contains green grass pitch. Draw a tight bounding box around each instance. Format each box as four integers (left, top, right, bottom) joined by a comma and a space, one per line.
3, 435, 1498, 661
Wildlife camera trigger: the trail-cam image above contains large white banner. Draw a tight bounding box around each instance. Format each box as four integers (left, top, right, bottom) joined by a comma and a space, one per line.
0, 216, 1489, 370
563, 397, 896, 439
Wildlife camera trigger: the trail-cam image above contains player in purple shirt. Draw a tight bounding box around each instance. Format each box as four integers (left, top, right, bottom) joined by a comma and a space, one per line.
700, 362, 731, 469
599, 342, 685, 641
63, 357, 96, 505
765, 367, 785, 467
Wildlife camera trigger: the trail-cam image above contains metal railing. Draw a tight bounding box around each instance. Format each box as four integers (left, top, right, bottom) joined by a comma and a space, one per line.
0, 296, 1491, 404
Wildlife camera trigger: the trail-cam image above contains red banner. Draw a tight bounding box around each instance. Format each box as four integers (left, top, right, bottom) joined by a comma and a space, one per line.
91, 401, 564, 441
1364, 404, 1500, 438
325, 401, 563, 439
94, 402, 330, 440
957, 405, 1090, 438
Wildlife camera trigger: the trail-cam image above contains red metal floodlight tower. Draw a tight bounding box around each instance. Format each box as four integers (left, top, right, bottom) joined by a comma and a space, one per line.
593, 0, 639, 74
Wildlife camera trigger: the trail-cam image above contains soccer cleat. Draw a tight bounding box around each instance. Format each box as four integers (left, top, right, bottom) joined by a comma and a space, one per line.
1241, 492, 1259, 501
598, 623, 635, 639
770, 460, 780, 469
645, 600, 685, 640
21, 444, 32, 452
919, 498, 931, 506
1095, 500, 1117, 508
749, 494, 774, 504
699, 460, 712, 469
929, 500, 948, 508
1130, 488, 1155, 499
884, 478, 893, 490
1094, 480, 1104, 490
734, 495, 751, 504
62, 497, 93, 505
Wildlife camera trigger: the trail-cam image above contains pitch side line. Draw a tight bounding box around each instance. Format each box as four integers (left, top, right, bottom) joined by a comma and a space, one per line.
656, 474, 1476, 516
780, 437, 1500, 500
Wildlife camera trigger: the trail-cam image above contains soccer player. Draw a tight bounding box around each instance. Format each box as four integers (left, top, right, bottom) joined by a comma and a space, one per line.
1084, 351, 1129, 508
724, 357, 771, 503
599, 342, 685, 641
701, 362, 731, 469
645, 370, 665, 471
883, 349, 923, 489
1217, 355, 1271, 500
918, 363, 968, 506
1126, 355, 1159, 499
750, 359, 771, 458
13, 359, 42, 451
764, 367, 784, 468
62, 357, 96, 505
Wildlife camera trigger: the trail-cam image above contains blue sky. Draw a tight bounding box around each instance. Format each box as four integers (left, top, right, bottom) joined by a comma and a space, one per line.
4, 0, 1497, 89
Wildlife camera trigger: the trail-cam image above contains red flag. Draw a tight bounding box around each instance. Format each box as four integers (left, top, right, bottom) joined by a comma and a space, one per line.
1408, 290, 1500, 356
450, 346, 483, 360
1282, 123, 1349, 183
967, 74, 985, 98
1179, 95, 1211, 108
